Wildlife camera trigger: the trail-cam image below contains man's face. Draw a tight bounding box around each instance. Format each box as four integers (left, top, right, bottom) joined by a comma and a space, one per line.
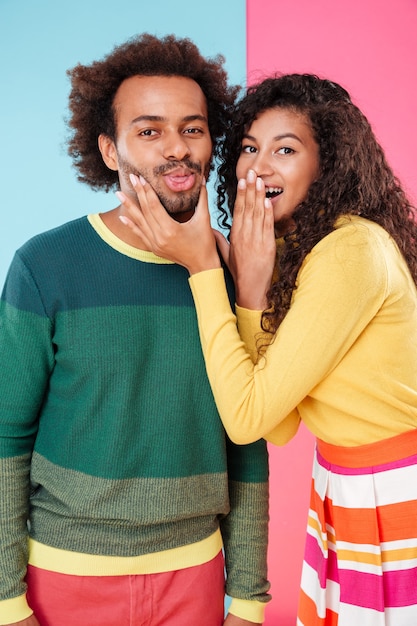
102, 75, 213, 222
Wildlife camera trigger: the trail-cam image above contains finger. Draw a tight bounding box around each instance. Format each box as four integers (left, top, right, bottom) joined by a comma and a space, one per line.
192, 178, 211, 225
263, 197, 276, 245
233, 177, 247, 220
118, 214, 148, 241
251, 177, 268, 241
243, 168, 257, 216
240, 176, 267, 245
231, 172, 261, 247
115, 191, 154, 246
253, 176, 266, 220
117, 206, 154, 250
129, 174, 169, 231
115, 189, 145, 229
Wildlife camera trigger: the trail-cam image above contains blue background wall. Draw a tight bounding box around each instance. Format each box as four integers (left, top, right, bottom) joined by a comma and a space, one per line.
0, 0, 246, 284
0, 0, 245, 615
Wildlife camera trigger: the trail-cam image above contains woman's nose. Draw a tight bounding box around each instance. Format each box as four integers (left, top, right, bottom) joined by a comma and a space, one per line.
251, 152, 274, 177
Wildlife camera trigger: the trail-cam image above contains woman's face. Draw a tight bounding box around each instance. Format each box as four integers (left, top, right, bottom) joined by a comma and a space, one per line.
236, 107, 320, 236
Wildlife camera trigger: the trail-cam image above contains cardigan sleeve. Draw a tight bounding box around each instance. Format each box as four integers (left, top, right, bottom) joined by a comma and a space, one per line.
236, 305, 301, 445
188, 220, 388, 444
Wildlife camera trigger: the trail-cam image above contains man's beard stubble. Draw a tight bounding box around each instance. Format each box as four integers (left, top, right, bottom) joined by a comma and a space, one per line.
117, 154, 203, 217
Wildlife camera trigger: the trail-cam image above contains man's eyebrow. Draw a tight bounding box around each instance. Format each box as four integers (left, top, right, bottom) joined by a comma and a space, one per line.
129, 115, 164, 126
130, 114, 208, 126
182, 114, 208, 123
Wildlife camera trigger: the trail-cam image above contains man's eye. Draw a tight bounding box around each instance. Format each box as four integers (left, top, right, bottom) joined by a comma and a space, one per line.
184, 128, 202, 134
139, 129, 157, 136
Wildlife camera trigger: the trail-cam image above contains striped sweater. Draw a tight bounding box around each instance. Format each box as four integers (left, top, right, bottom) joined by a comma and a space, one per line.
0, 214, 270, 624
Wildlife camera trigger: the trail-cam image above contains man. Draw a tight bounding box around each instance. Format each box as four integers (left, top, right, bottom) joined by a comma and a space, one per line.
0, 34, 270, 626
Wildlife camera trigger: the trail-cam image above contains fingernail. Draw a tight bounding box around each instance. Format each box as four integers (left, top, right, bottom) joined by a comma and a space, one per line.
119, 215, 129, 225
256, 177, 263, 191
247, 169, 256, 183
264, 198, 272, 209
115, 191, 126, 203
139, 175, 146, 186
238, 178, 246, 189
129, 173, 138, 186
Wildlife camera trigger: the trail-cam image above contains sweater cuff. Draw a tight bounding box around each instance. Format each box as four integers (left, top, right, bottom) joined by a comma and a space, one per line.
228, 597, 267, 623
189, 269, 233, 319
0, 594, 33, 625
235, 305, 265, 363
235, 304, 263, 331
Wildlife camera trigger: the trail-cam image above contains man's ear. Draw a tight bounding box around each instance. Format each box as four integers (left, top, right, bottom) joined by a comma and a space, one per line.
98, 134, 118, 171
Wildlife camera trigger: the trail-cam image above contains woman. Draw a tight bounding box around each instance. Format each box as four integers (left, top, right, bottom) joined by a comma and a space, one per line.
117, 74, 417, 624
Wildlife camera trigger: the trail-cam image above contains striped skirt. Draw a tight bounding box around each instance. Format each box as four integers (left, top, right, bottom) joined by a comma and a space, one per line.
297, 428, 417, 625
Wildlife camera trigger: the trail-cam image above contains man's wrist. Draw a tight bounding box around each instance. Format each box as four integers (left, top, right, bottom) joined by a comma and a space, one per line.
0, 594, 33, 625
227, 597, 267, 623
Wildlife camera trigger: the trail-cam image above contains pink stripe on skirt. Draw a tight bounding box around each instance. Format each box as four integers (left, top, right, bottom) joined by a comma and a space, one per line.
298, 428, 417, 625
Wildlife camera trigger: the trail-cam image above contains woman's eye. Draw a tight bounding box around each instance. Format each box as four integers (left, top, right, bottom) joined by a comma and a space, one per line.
277, 146, 294, 155
242, 145, 257, 154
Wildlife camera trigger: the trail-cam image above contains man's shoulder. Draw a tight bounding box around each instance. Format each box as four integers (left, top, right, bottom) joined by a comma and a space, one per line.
18, 216, 90, 254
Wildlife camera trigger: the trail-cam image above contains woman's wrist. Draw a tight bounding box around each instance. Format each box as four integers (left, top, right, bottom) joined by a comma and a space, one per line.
235, 285, 267, 310
187, 255, 222, 275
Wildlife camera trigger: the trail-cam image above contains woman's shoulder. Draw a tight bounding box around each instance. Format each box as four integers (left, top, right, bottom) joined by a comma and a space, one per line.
314, 215, 392, 257
333, 214, 390, 242
302, 215, 393, 290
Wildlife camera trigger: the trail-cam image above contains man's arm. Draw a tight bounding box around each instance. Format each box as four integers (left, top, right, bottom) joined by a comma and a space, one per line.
220, 436, 270, 625
0, 253, 54, 623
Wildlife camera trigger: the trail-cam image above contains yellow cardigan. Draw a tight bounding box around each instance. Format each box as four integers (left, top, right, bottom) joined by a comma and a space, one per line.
189, 216, 417, 446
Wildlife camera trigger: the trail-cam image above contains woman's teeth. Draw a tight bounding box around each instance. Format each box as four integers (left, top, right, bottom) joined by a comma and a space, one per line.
265, 187, 283, 198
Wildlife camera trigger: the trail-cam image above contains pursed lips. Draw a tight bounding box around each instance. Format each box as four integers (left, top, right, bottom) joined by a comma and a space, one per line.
163, 167, 196, 192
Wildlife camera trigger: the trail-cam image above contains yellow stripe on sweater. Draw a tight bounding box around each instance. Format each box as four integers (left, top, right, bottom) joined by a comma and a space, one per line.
29, 529, 222, 576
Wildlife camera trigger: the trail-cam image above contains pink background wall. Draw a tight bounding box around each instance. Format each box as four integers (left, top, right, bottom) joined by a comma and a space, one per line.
246, 1, 417, 623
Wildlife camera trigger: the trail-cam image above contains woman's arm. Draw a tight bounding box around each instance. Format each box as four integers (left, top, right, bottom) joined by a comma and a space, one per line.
187, 223, 387, 443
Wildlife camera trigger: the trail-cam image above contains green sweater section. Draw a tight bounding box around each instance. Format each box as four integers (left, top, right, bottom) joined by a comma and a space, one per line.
0, 215, 270, 622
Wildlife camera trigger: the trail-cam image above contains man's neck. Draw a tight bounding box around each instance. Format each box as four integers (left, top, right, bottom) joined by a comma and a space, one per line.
100, 207, 151, 251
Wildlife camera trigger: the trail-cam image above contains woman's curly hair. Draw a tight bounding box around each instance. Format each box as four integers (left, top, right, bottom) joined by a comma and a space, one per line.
216, 73, 417, 334
67, 33, 239, 191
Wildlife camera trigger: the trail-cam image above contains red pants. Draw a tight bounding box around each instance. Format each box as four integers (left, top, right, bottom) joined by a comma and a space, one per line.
26, 551, 225, 626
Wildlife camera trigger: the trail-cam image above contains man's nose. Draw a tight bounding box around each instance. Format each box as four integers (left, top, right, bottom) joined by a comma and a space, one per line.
162, 132, 191, 160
